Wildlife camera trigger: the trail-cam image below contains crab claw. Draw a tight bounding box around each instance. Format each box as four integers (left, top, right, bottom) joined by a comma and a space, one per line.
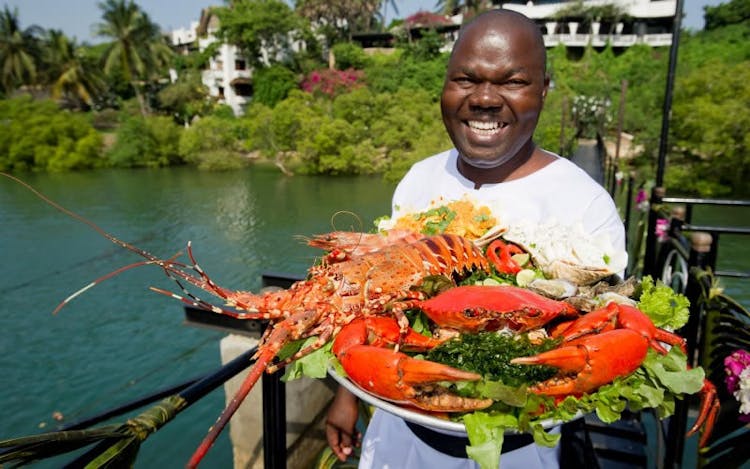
554, 302, 686, 354
511, 329, 649, 396
333, 317, 492, 411
686, 379, 720, 447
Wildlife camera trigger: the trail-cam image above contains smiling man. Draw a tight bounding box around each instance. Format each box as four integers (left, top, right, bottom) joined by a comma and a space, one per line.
442, 10, 550, 186
326, 9, 625, 469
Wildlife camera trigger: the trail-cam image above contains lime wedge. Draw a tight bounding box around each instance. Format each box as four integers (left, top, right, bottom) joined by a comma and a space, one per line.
515, 269, 536, 287
511, 253, 530, 267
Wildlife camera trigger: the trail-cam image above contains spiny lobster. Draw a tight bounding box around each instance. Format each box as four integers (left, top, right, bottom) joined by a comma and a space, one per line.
2, 172, 503, 468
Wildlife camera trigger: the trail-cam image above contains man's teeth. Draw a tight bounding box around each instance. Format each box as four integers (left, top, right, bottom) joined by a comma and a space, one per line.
467, 121, 505, 134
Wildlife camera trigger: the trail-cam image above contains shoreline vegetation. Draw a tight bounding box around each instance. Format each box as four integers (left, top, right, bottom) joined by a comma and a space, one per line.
1, 0, 748, 198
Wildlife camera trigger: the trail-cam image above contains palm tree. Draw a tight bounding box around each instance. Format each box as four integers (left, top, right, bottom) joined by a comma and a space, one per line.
0, 6, 42, 95
434, 0, 488, 17
380, 0, 399, 30
42, 30, 105, 109
94, 0, 172, 115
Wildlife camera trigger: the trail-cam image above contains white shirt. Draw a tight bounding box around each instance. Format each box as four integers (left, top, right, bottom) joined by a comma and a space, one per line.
358, 148, 625, 469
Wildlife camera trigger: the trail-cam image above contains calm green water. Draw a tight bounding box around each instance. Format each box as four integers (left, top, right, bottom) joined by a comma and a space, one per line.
1, 168, 748, 468
0, 167, 395, 467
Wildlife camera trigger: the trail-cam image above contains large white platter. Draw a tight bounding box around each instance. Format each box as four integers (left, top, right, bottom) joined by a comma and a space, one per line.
328, 366, 572, 436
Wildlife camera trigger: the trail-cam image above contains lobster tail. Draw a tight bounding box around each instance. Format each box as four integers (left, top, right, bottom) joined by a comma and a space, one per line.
410, 234, 490, 277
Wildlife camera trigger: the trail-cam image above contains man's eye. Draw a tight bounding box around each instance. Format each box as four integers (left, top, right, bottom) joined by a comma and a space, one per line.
507, 79, 528, 86
454, 77, 474, 85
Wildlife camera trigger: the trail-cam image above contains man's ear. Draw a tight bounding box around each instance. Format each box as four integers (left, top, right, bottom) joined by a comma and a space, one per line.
542, 75, 550, 101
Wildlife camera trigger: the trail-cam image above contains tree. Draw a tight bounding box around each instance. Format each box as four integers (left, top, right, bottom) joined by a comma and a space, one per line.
41, 30, 105, 109
157, 70, 210, 126
95, 0, 173, 115
704, 0, 750, 30
0, 6, 42, 95
295, 0, 381, 41
434, 0, 488, 17
215, 0, 306, 68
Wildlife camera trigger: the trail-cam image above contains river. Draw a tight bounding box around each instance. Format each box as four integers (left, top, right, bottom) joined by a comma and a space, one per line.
0, 167, 395, 467
0, 167, 748, 468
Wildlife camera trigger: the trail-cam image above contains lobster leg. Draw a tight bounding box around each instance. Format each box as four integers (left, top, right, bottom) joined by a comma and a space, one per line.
333, 317, 493, 411
187, 306, 325, 468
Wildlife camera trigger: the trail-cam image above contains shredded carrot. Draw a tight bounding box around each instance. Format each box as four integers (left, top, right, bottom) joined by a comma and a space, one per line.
391, 198, 497, 239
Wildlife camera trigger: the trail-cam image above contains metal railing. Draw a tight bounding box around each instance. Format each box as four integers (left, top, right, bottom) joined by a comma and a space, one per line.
640, 188, 750, 467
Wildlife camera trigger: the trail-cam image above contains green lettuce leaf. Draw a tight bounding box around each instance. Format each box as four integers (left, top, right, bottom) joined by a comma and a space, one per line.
641, 347, 705, 395
464, 412, 517, 469
281, 339, 331, 381
637, 276, 691, 329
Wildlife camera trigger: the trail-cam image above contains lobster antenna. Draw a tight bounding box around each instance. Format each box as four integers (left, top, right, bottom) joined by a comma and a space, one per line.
52, 260, 154, 314
1, 172, 163, 264
329, 210, 364, 233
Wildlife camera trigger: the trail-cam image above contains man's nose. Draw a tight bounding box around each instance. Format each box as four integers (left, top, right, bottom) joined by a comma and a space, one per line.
469, 82, 503, 110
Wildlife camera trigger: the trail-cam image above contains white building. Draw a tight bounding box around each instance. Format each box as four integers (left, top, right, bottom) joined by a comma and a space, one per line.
195, 9, 253, 117
497, 0, 677, 48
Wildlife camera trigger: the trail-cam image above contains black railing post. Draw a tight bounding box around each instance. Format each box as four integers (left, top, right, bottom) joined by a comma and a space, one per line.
644, 186, 665, 277
664, 231, 713, 468
262, 369, 287, 469
623, 172, 635, 240
259, 277, 297, 469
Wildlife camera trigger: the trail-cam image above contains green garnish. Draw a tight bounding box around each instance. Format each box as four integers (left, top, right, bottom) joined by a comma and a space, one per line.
426, 332, 560, 387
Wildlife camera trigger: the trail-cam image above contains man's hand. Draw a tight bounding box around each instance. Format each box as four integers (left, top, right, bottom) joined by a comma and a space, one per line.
325, 386, 361, 461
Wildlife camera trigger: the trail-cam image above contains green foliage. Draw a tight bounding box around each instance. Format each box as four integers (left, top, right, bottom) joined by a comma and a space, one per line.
0, 96, 103, 172
330, 42, 369, 70
157, 71, 211, 124
107, 115, 182, 168
399, 29, 446, 62
704, 0, 750, 30
668, 59, 750, 197
0, 6, 41, 94
95, 0, 173, 115
214, 0, 306, 69
364, 50, 448, 99
534, 91, 575, 157
252, 65, 298, 107
179, 115, 249, 170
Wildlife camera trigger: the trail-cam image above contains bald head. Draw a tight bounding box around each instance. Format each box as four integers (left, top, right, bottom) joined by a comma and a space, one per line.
440, 8, 550, 177
452, 9, 547, 77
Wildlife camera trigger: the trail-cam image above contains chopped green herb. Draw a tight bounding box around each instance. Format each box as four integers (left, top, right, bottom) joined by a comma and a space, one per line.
426, 332, 561, 387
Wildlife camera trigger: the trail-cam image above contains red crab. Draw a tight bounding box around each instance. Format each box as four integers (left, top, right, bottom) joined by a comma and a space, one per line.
332, 285, 719, 446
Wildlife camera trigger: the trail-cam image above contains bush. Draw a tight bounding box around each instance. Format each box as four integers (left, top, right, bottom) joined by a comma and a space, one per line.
106, 115, 182, 168
179, 115, 249, 170
0, 96, 103, 172
252, 65, 298, 107
331, 42, 370, 70
300, 68, 365, 97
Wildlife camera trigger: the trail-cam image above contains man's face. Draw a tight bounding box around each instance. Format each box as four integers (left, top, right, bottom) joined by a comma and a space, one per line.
441, 21, 549, 169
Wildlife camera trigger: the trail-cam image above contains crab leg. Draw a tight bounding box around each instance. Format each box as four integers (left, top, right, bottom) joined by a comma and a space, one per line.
333, 317, 493, 411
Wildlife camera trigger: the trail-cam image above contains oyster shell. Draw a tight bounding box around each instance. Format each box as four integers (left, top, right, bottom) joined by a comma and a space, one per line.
527, 278, 578, 299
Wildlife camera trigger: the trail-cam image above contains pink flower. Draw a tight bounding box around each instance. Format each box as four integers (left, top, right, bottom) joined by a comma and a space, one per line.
655, 218, 669, 241
725, 349, 750, 393
636, 188, 647, 205
725, 349, 750, 422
